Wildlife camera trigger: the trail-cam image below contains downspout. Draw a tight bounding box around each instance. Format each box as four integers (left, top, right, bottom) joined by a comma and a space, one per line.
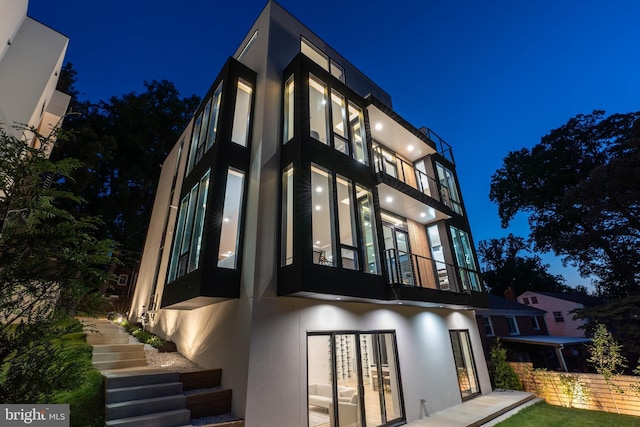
556, 344, 568, 372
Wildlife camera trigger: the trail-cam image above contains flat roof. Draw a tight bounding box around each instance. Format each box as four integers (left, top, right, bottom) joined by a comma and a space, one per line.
500, 336, 591, 347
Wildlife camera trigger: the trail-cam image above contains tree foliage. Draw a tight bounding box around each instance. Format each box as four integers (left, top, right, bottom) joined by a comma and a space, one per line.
0, 124, 114, 403
478, 234, 569, 296
489, 338, 522, 390
52, 64, 200, 253
587, 323, 627, 413
574, 295, 640, 367
490, 110, 640, 298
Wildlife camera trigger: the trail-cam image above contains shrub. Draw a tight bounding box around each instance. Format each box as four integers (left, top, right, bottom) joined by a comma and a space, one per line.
490, 339, 522, 390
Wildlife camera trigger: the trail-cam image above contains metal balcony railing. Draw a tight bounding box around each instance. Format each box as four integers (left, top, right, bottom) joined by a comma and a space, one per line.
384, 248, 468, 293
373, 146, 440, 202
422, 127, 455, 165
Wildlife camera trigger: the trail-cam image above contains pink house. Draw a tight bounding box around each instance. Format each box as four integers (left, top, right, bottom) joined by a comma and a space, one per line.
517, 291, 602, 337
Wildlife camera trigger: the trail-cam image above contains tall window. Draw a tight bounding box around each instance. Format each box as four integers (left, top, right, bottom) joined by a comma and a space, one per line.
436, 162, 462, 215
449, 330, 480, 400
331, 90, 348, 154
336, 175, 358, 270
301, 37, 345, 83
206, 82, 223, 150
506, 316, 520, 335
309, 75, 329, 144
282, 165, 294, 266
283, 75, 295, 143
357, 185, 379, 274
312, 165, 334, 266
231, 79, 253, 147
348, 103, 367, 165
167, 169, 211, 282
218, 168, 245, 269
187, 82, 223, 175
449, 226, 481, 291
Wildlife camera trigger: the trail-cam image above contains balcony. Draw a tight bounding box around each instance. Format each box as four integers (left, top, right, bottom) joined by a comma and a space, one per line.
373, 145, 439, 201
384, 248, 462, 293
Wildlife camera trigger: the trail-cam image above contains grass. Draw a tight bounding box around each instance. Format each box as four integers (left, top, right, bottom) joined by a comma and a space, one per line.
495, 402, 640, 427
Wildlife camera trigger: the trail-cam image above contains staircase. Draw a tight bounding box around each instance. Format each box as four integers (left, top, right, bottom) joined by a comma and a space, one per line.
103, 369, 191, 427
81, 318, 242, 427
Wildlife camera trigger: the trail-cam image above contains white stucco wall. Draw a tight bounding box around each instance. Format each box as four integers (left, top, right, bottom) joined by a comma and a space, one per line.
0, 0, 28, 62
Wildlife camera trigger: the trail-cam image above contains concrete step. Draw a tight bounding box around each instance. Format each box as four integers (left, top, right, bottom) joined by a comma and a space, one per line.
93, 350, 146, 363
87, 334, 130, 345
106, 394, 186, 420
106, 382, 184, 404
93, 343, 144, 353
94, 358, 147, 370
105, 370, 180, 390
105, 408, 191, 427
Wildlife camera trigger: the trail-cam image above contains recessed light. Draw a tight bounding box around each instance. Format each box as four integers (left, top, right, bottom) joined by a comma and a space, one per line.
398, 302, 403, 305
407, 145, 414, 152
315, 205, 321, 211
316, 186, 323, 193
336, 297, 341, 300
374, 123, 383, 131
385, 196, 393, 203
224, 217, 230, 222
420, 212, 426, 218
316, 240, 321, 245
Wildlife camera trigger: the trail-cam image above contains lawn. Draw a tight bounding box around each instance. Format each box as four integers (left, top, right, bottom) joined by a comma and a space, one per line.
496, 402, 640, 427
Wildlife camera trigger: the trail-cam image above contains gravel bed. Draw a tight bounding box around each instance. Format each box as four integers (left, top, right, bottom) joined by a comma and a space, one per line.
191, 412, 241, 426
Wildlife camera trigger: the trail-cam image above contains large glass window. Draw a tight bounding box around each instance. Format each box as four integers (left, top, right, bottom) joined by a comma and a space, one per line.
331, 90, 348, 154
218, 168, 245, 269
336, 175, 358, 270
283, 75, 295, 143
301, 37, 329, 70
449, 226, 481, 291
206, 82, 223, 150
282, 165, 294, 266
167, 170, 211, 282
357, 185, 379, 274
449, 330, 480, 400
309, 75, 329, 144
312, 165, 334, 266
427, 225, 450, 291
186, 114, 203, 174
348, 103, 368, 165
436, 162, 462, 215
307, 331, 404, 427
231, 79, 253, 147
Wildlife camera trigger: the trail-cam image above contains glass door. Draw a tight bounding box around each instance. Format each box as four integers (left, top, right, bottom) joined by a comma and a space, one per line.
308, 332, 405, 427
449, 330, 480, 400
383, 219, 414, 286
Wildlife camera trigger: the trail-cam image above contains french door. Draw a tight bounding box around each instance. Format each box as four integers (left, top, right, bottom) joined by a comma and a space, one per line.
307, 331, 405, 427
449, 330, 480, 400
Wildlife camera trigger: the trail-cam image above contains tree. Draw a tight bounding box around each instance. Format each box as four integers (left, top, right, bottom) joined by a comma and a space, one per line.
0, 123, 115, 402
587, 323, 627, 414
490, 111, 640, 298
52, 68, 200, 254
477, 234, 569, 296
574, 295, 640, 367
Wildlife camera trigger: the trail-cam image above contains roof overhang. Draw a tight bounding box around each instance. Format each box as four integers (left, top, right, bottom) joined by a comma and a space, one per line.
500, 336, 591, 347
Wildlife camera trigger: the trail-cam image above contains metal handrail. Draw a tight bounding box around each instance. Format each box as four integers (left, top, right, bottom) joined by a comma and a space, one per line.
372, 146, 440, 202
422, 128, 455, 165
383, 248, 468, 293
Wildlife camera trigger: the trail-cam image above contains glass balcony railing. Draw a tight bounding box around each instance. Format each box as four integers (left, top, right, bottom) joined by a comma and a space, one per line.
372, 146, 440, 202
422, 127, 455, 165
384, 248, 474, 294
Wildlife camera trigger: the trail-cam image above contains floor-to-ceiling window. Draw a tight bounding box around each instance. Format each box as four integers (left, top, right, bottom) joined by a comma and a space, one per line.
449, 330, 480, 400
449, 226, 481, 292
307, 331, 405, 427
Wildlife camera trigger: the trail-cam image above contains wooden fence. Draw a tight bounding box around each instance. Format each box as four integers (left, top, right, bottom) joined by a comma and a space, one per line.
509, 362, 640, 417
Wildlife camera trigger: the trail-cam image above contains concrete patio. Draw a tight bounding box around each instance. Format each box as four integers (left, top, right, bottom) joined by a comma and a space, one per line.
404, 390, 539, 427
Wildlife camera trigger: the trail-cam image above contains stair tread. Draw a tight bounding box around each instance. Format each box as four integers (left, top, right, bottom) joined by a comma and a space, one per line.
105, 408, 190, 426
107, 393, 186, 408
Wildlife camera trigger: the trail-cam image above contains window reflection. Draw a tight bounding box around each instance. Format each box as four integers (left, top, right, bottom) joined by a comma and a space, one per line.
231, 79, 253, 147
218, 168, 245, 269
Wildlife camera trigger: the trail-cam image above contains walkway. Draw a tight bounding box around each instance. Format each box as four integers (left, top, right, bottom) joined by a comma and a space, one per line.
405, 391, 538, 427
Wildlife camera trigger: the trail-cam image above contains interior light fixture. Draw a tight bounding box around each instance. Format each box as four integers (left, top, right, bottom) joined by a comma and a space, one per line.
315, 205, 322, 211
420, 212, 426, 218
407, 145, 414, 152
385, 196, 393, 203
224, 217, 230, 222
374, 123, 383, 131
316, 240, 321, 245
315, 186, 323, 193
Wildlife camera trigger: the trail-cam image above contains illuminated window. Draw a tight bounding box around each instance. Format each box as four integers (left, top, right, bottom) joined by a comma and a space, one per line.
218, 168, 245, 269
231, 79, 253, 147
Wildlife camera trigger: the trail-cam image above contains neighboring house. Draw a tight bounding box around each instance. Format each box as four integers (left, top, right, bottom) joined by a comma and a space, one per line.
517, 291, 602, 337
476, 294, 548, 360
477, 294, 590, 372
131, 2, 492, 426
0, 0, 70, 148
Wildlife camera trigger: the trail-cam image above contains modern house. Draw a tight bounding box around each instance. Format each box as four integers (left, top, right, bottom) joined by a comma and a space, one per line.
517, 291, 602, 337
130, 2, 492, 425
0, 0, 70, 150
